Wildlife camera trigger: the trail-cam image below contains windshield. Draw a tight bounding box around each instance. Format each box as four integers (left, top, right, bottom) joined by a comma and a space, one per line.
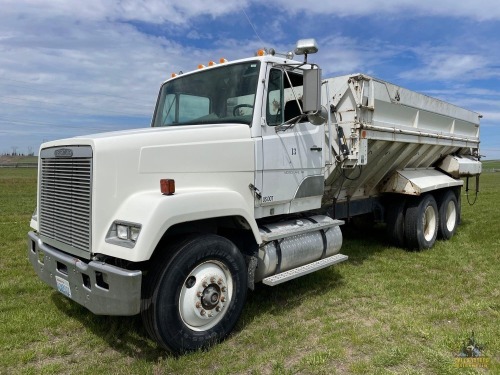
152, 61, 260, 127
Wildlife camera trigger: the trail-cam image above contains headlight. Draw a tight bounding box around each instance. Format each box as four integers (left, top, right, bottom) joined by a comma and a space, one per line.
106, 221, 142, 248
130, 226, 141, 242
116, 224, 129, 240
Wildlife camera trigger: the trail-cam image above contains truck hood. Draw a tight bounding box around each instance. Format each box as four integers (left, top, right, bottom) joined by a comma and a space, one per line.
41, 123, 254, 174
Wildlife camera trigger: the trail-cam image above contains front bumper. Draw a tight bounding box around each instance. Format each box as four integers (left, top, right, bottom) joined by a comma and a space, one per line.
28, 231, 142, 316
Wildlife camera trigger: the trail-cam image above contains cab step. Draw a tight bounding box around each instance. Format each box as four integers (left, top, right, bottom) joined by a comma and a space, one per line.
262, 254, 348, 286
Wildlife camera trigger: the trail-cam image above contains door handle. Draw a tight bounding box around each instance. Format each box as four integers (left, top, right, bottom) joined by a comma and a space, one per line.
310, 146, 322, 151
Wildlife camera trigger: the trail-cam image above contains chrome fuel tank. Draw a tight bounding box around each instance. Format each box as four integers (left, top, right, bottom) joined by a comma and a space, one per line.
255, 215, 342, 282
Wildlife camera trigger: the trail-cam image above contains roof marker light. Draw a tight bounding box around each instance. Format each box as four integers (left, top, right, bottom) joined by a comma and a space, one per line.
198, 64, 206, 69
208, 60, 216, 66
256, 49, 266, 57
219, 58, 228, 63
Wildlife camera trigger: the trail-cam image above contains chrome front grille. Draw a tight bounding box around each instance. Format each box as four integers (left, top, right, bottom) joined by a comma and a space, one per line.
39, 146, 92, 255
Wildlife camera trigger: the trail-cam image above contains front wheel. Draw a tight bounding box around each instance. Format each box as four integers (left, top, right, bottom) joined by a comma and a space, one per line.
404, 194, 439, 250
141, 234, 247, 353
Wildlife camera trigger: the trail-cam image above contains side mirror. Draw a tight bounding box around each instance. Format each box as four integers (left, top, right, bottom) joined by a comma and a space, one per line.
303, 68, 322, 113
308, 106, 328, 126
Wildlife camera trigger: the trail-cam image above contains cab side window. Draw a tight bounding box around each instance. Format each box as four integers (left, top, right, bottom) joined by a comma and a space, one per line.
266, 68, 305, 126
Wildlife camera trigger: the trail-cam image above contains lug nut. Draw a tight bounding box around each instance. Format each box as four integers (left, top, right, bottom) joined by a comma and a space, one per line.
220, 296, 226, 302
217, 278, 223, 285
216, 306, 222, 312
208, 313, 213, 317
200, 309, 206, 316
196, 302, 201, 308
210, 277, 216, 283
221, 287, 227, 292
202, 281, 208, 288
197, 291, 203, 297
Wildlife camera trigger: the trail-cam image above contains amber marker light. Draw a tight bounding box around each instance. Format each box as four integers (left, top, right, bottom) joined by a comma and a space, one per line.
208, 61, 216, 66
256, 49, 266, 56
160, 179, 175, 195
219, 58, 228, 63
198, 64, 206, 69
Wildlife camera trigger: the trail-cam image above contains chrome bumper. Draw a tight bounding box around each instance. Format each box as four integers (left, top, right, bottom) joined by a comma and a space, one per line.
28, 231, 142, 316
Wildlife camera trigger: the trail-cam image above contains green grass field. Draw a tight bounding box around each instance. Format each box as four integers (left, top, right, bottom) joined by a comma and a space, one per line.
482, 160, 500, 172
0, 167, 498, 374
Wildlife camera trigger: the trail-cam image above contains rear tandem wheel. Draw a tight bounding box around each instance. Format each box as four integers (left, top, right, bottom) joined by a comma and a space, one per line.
437, 190, 459, 240
404, 194, 439, 251
386, 197, 406, 247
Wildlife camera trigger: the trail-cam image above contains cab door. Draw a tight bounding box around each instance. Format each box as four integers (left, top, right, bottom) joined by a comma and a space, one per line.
257, 67, 324, 216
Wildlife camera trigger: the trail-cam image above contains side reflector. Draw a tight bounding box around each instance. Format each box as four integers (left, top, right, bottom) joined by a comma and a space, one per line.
160, 179, 175, 195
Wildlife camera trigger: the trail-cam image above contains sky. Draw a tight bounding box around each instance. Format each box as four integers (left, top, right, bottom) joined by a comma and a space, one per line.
1, 0, 499, 159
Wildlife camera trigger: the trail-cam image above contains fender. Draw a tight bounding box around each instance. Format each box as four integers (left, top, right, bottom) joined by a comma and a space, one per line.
96, 188, 262, 262
381, 168, 463, 196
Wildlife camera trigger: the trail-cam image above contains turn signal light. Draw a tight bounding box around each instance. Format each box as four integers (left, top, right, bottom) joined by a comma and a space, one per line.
160, 179, 175, 195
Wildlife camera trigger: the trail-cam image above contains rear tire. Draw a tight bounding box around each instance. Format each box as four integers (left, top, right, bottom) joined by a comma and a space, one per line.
404, 194, 439, 250
141, 234, 247, 353
386, 197, 406, 247
437, 190, 459, 240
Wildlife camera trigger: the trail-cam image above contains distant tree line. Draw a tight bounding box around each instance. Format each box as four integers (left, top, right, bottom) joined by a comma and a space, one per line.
2, 146, 35, 157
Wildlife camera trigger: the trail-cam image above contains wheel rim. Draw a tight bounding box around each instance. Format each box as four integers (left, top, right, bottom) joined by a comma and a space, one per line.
445, 200, 457, 232
179, 260, 233, 331
423, 205, 437, 241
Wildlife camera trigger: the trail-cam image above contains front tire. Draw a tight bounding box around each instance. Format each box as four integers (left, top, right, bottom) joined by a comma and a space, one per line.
404, 194, 439, 250
141, 234, 247, 353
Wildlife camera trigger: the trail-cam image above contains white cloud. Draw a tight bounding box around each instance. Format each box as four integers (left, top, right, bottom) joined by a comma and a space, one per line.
5, 0, 500, 27
0, 19, 171, 112
1, 0, 249, 25
399, 52, 490, 81
310, 35, 407, 77
252, 0, 500, 21
478, 111, 500, 122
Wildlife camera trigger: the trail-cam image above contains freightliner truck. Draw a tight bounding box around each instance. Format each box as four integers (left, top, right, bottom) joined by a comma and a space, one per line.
28, 39, 482, 352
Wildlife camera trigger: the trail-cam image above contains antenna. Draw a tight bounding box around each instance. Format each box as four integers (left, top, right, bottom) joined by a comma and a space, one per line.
242, 8, 264, 46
